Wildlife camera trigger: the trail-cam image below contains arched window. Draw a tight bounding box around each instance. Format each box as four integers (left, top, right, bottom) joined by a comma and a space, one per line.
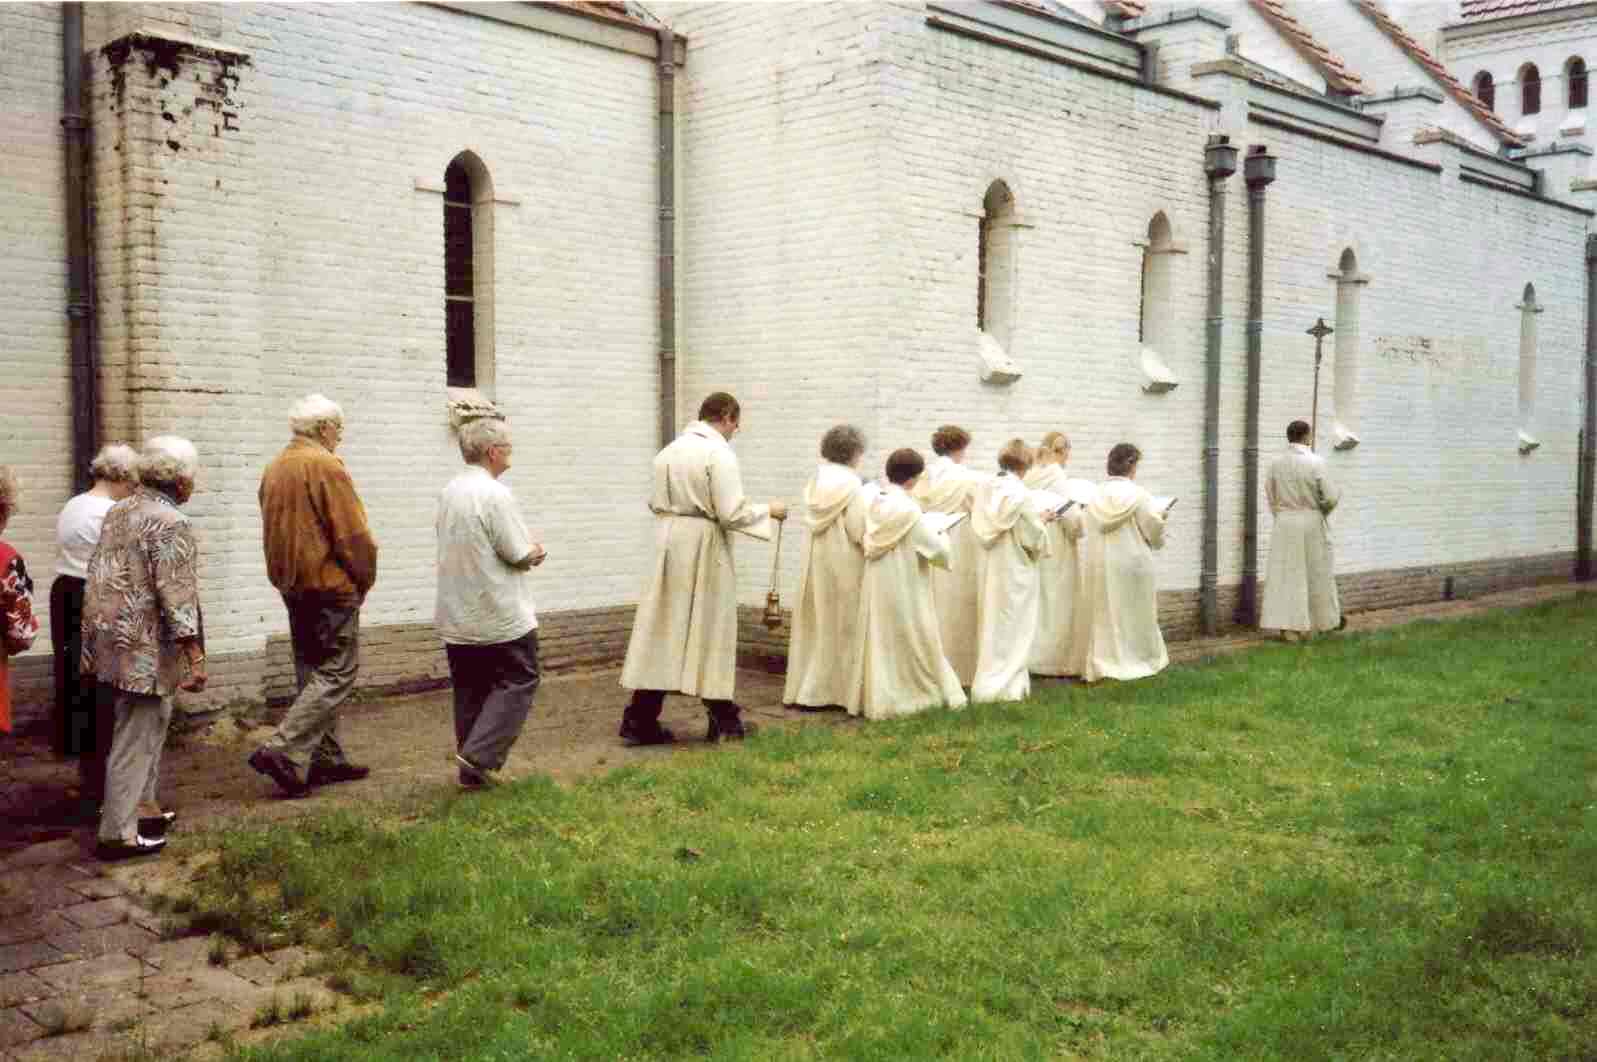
1521, 63, 1541, 115
1137, 212, 1180, 393
1518, 283, 1542, 453
1474, 70, 1496, 111
444, 151, 495, 392
1568, 57, 1587, 109
1330, 248, 1365, 450
977, 180, 1016, 350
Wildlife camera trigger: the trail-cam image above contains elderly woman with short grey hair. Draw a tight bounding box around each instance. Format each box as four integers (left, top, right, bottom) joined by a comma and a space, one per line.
81, 436, 207, 859
782, 423, 875, 710
53, 442, 139, 806
0, 465, 41, 734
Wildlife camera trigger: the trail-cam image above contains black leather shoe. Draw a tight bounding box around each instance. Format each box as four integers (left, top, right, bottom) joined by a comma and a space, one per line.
137, 810, 177, 836
1337, 614, 1349, 631
248, 747, 310, 798
308, 762, 371, 787
706, 715, 756, 743
95, 835, 165, 861
619, 720, 676, 747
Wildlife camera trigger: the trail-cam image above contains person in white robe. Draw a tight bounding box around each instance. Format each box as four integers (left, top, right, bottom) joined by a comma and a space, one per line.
783, 424, 876, 709
970, 439, 1054, 703
1075, 443, 1170, 682
847, 448, 967, 721
912, 425, 988, 686
619, 392, 788, 744
1023, 431, 1098, 677
1260, 419, 1343, 640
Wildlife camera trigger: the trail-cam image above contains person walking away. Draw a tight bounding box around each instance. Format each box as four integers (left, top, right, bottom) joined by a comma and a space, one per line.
1260, 420, 1342, 641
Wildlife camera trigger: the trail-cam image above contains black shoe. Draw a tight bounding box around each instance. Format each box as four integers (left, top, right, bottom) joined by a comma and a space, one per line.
137, 810, 177, 836
619, 719, 676, 747
1337, 614, 1349, 631
248, 747, 310, 798
706, 713, 756, 743
96, 835, 165, 861
455, 754, 500, 789
308, 762, 371, 787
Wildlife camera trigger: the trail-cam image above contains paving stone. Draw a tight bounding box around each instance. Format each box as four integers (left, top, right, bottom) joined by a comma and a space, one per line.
14, 998, 93, 1040
10, 1029, 104, 1061
140, 935, 221, 974
42, 924, 159, 963
268, 977, 340, 1014
0, 843, 85, 875
140, 998, 247, 1052
0, 873, 92, 917
146, 966, 277, 1011
56, 898, 146, 932
29, 955, 147, 993
0, 943, 64, 977
226, 954, 283, 987
0, 1007, 45, 1049
0, 915, 76, 949
61, 879, 124, 902
0, 974, 52, 1009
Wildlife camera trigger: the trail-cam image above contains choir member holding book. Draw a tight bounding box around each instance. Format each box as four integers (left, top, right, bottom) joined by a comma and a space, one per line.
1023, 432, 1097, 678
912, 425, 988, 686
969, 439, 1054, 703
1075, 443, 1171, 682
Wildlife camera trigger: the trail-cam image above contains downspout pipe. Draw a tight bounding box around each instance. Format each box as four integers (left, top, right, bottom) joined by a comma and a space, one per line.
1579, 234, 1597, 581
656, 23, 677, 449
63, 1, 98, 493
1201, 135, 1237, 635
1239, 145, 1276, 627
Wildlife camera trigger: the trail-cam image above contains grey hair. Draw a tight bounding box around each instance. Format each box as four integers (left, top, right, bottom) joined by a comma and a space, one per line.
458, 417, 512, 463
289, 394, 345, 438
0, 465, 19, 526
138, 435, 200, 488
90, 443, 140, 485
819, 424, 866, 466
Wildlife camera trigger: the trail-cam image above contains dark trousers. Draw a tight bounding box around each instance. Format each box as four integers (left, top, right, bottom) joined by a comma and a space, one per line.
445, 629, 540, 772
265, 594, 359, 771
624, 690, 741, 729
50, 576, 111, 797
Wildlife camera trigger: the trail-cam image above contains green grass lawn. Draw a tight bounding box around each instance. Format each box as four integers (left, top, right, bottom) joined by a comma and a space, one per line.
186, 598, 1597, 1060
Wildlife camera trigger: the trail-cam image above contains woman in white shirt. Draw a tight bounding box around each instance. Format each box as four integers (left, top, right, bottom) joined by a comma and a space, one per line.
52, 444, 138, 807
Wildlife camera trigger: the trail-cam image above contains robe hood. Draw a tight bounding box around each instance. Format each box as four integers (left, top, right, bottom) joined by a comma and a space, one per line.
1087, 477, 1150, 533
863, 486, 922, 560
970, 473, 1028, 547
913, 455, 984, 512
1023, 464, 1066, 493
804, 461, 863, 535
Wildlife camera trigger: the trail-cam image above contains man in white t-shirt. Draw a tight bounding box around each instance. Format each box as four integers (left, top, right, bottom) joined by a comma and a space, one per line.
435, 417, 545, 788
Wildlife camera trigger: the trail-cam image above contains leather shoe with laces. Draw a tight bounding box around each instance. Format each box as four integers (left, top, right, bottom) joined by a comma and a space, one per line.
308, 762, 371, 787
248, 747, 309, 798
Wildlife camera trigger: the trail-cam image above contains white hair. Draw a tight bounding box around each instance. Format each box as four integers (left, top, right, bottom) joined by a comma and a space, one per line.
289, 394, 345, 438
0, 465, 19, 525
458, 417, 511, 463
137, 435, 200, 488
89, 443, 140, 484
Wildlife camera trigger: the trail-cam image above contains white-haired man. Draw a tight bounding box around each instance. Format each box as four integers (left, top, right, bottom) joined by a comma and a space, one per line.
82, 436, 207, 859
250, 394, 378, 798
436, 417, 545, 788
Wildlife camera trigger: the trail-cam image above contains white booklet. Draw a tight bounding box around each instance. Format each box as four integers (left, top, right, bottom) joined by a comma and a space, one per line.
921, 510, 968, 536
1030, 490, 1079, 517
1151, 495, 1178, 517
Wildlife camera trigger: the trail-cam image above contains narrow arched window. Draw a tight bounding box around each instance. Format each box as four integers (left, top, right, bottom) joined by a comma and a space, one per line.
1518, 283, 1541, 452
1140, 213, 1173, 352
978, 181, 1016, 350
1521, 63, 1541, 115
443, 151, 495, 392
1568, 57, 1587, 109
1330, 248, 1365, 450
1474, 70, 1496, 111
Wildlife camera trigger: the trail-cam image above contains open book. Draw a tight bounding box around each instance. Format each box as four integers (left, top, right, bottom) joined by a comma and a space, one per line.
1030, 490, 1079, 517
1150, 495, 1178, 517
920, 510, 969, 536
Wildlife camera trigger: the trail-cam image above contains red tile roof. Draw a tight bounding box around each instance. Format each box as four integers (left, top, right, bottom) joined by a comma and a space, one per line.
1248, 0, 1368, 94
1459, 0, 1588, 22
1352, 0, 1525, 145
551, 1, 660, 31
1102, 0, 1147, 17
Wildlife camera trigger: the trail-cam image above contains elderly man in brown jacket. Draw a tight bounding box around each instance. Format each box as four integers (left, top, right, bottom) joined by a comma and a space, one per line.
249, 394, 378, 797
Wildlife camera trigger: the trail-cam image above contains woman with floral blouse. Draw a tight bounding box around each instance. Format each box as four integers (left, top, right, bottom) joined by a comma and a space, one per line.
0, 465, 41, 734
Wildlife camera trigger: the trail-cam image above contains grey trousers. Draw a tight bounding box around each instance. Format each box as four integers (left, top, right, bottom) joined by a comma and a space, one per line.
445, 629, 540, 772
98, 690, 172, 844
265, 595, 359, 771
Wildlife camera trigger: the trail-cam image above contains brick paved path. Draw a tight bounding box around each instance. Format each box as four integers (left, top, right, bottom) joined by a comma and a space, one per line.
0, 581, 1589, 1059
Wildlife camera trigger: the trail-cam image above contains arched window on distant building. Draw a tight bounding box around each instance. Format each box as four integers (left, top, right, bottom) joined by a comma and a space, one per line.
1517, 282, 1542, 454
1567, 57, 1587, 109
1521, 63, 1541, 115
1473, 70, 1495, 111
444, 151, 495, 393
1330, 247, 1365, 450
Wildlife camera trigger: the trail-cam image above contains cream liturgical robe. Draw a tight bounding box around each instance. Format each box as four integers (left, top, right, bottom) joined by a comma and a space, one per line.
969, 473, 1051, 703
783, 461, 876, 707
1077, 477, 1169, 682
847, 485, 968, 721
1023, 465, 1098, 677
1261, 443, 1342, 633
913, 456, 988, 685
620, 422, 773, 700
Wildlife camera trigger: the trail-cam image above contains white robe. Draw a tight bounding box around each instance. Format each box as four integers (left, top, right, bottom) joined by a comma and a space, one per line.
620, 421, 773, 700
783, 462, 875, 707
1077, 477, 1168, 682
1261, 443, 1342, 633
1023, 465, 1097, 677
846, 485, 968, 721
969, 473, 1051, 703
912, 455, 988, 686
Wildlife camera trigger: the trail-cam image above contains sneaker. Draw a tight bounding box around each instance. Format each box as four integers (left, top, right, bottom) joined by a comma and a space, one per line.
455, 754, 500, 789
618, 719, 677, 747
95, 834, 165, 861
248, 747, 310, 798
307, 762, 371, 787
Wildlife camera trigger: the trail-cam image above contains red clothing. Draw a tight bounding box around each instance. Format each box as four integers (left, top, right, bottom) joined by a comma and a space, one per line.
0, 540, 40, 732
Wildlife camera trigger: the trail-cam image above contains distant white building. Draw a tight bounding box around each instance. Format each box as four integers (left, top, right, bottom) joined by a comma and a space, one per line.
2, 0, 1593, 726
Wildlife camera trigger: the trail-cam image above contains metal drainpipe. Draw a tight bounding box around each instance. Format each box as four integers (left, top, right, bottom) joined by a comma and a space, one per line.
1200, 135, 1237, 635
1579, 234, 1597, 581
63, 1, 98, 493
1239, 145, 1276, 627
656, 23, 678, 448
